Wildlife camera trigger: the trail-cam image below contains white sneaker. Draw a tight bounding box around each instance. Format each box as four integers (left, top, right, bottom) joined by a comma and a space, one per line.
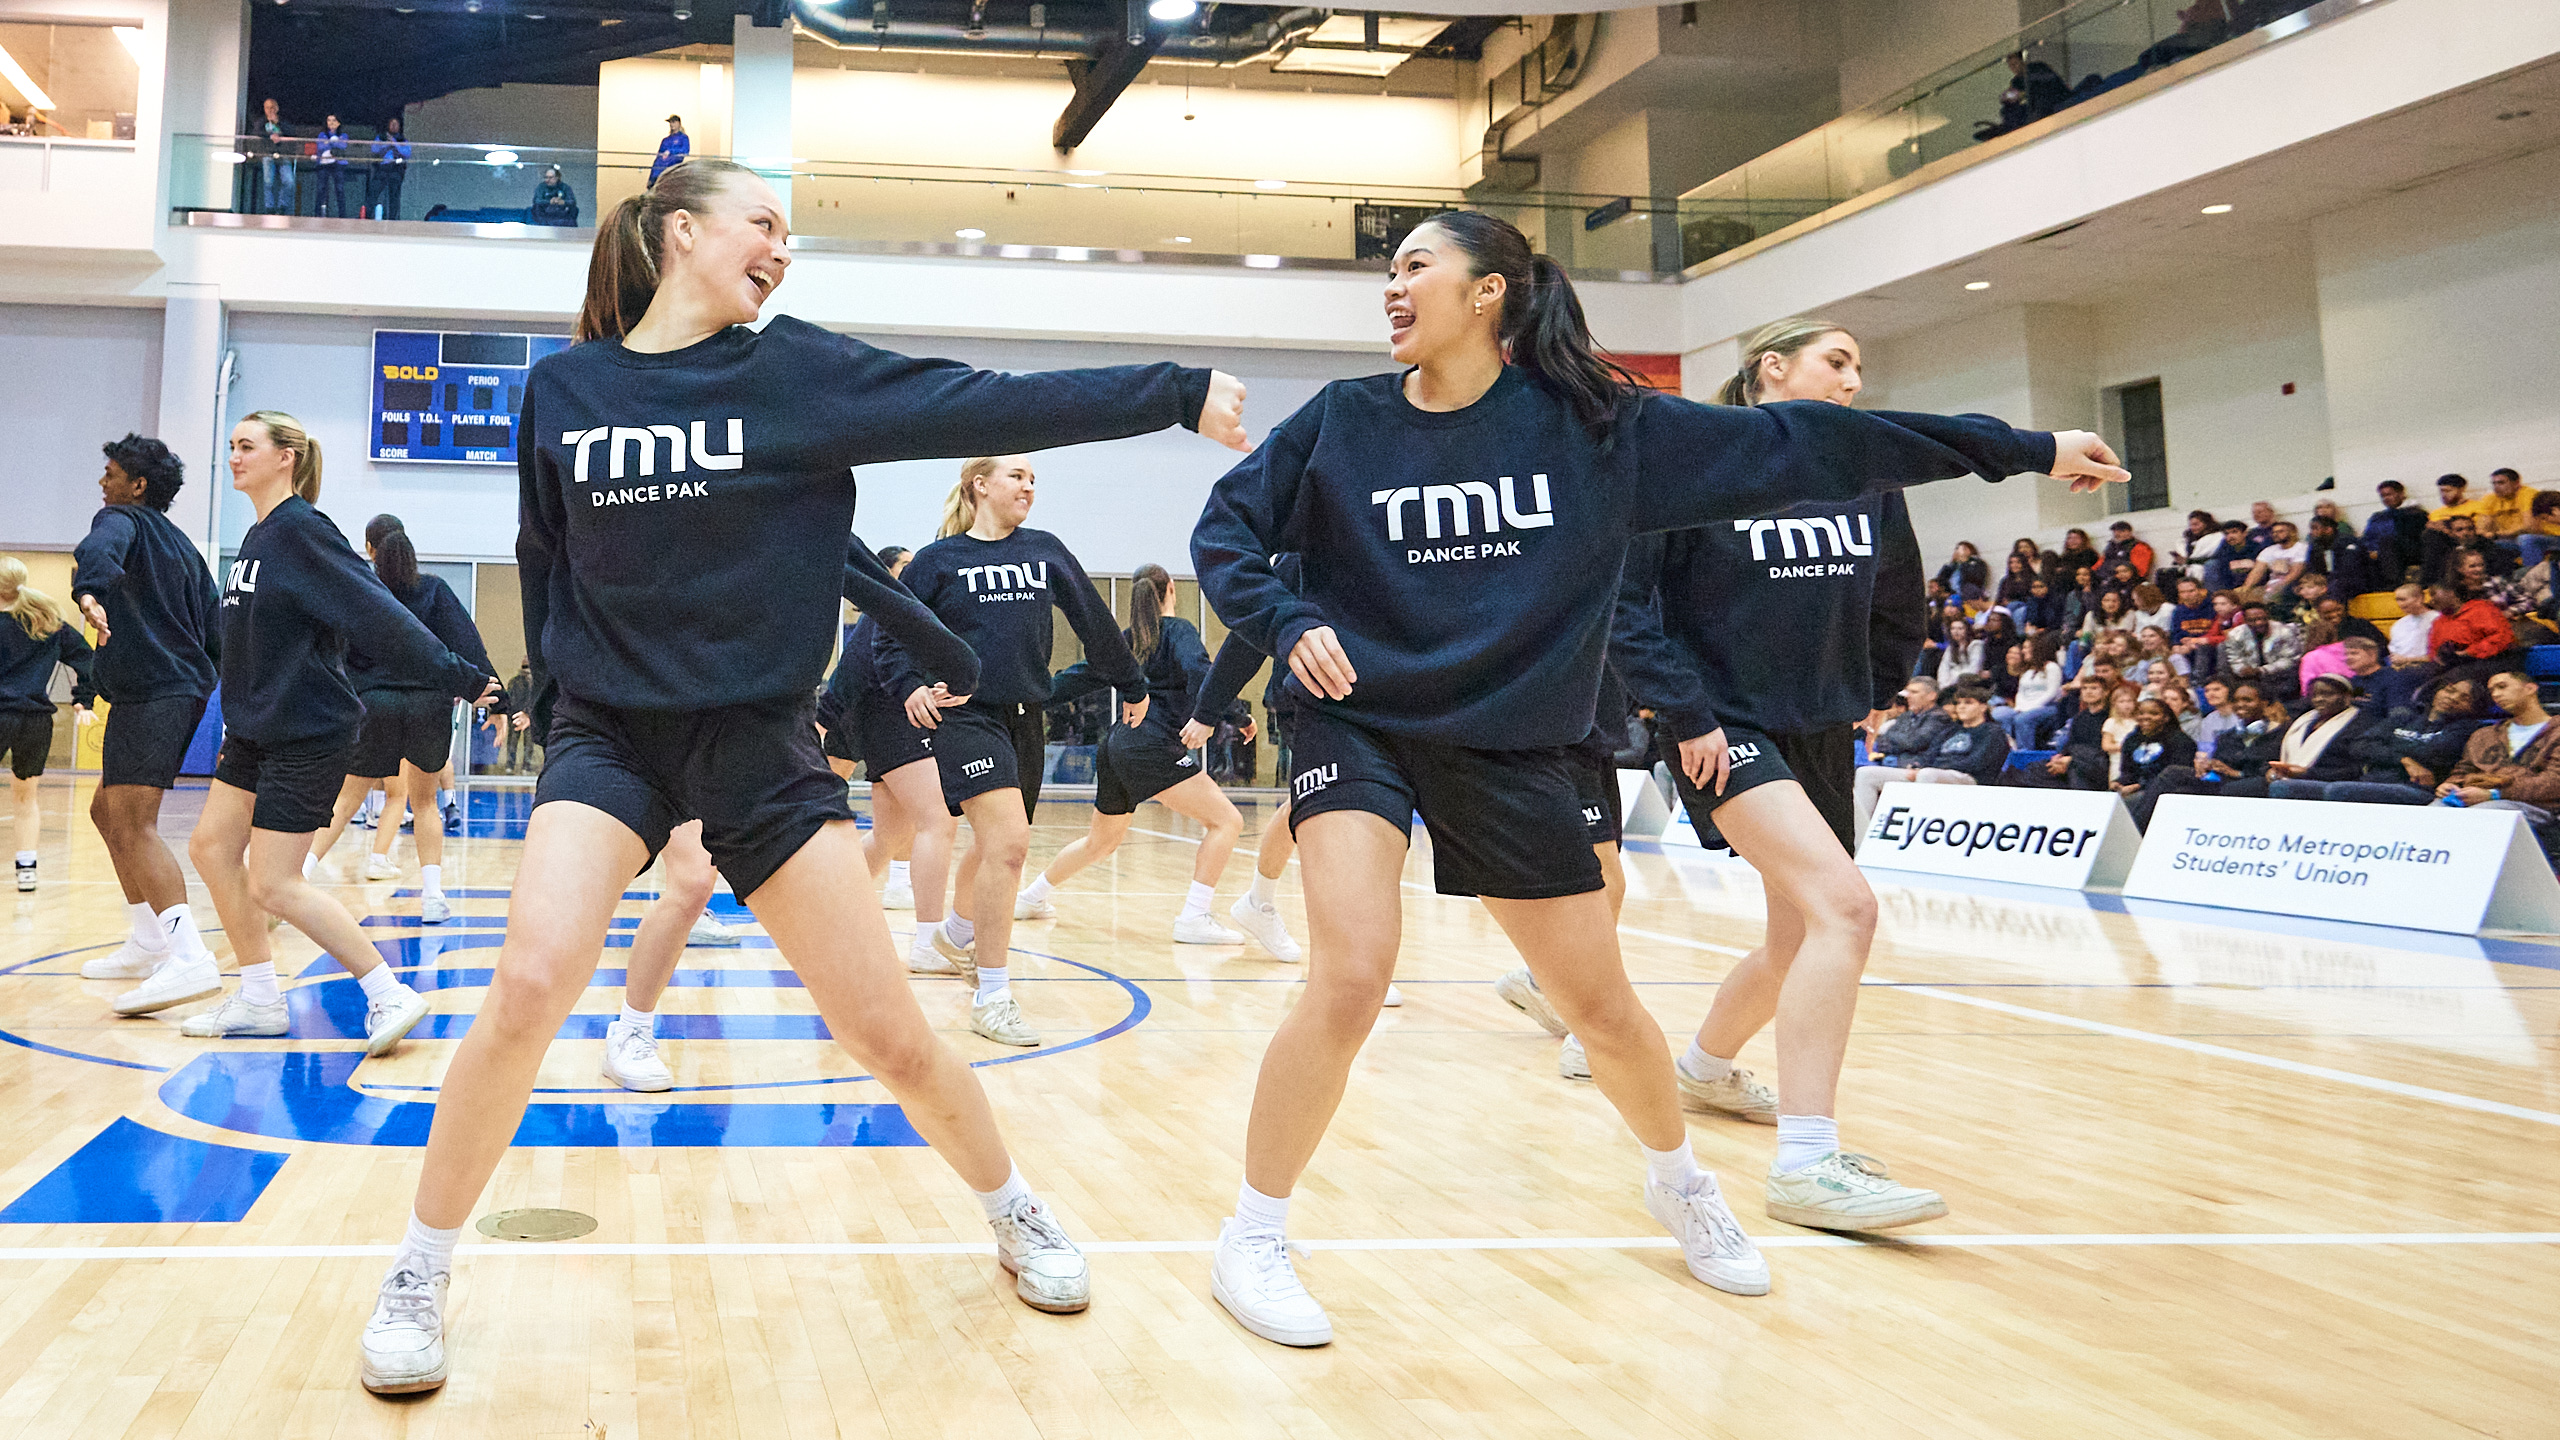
1494, 967, 1567, 1037
113, 955, 222, 1015
1764, 1151, 1948, 1232
179, 990, 290, 1037
82, 941, 168, 981
879, 877, 915, 911
1380, 984, 1404, 1008
1645, 1171, 1770, 1297
364, 854, 400, 881
991, 1194, 1089, 1313
1679, 1064, 1780, 1125
1210, 1219, 1331, 1347
933, 923, 978, 987
971, 994, 1039, 1047
601, 1017, 673, 1092
908, 933, 965, 977
687, 915, 741, 947
1558, 1033, 1589, 1080
1171, 912, 1245, 945
364, 984, 431, 1057
14, 859, 35, 892
1014, 888, 1055, 921
420, 892, 451, 925
359, 1266, 449, 1395
1228, 895, 1302, 961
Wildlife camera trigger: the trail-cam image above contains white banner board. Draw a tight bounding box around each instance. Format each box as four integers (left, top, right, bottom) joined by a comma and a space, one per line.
1617, 769, 1673, 841
1855, 783, 2142, 891
2123, 795, 2560, 934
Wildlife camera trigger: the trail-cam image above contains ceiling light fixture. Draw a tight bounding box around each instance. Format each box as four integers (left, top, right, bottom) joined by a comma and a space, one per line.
1964, 280, 1990, 291
0, 42, 58, 109
1147, 0, 1198, 19
1253, 178, 1286, 190
1064, 168, 1105, 177
955, 227, 986, 239
483, 148, 519, 164
1167, 236, 1192, 244
2200, 203, 2233, 214
111, 26, 148, 63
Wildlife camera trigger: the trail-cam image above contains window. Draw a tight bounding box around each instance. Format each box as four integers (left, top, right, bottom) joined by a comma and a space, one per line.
0, 22, 142, 140
2106, 378, 2169, 514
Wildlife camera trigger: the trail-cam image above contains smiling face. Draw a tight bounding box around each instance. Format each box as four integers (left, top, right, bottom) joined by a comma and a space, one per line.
98, 458, 146, 507
663, 171, 792, 326
974, 456, 1037, 529
1384, 221, 1502, 368
228, 419, 296, 495
2307, 680, 2352, 717
2136, 699, 2172, 735
1758, 330, 1862, 405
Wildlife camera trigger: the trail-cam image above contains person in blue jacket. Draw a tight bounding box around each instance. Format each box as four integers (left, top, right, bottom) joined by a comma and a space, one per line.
367, 117, 410, 220
647, 114, 689, 186
313, 114, 351, 217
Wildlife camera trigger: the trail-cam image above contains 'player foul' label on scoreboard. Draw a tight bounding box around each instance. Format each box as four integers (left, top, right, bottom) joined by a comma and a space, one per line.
371, 330, 570, 466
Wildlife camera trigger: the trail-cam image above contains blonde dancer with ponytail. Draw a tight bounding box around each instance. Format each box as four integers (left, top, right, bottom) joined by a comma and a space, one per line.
0, 557, 97, 890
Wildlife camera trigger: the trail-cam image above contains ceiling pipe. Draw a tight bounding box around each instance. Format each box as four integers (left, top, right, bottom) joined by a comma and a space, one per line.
792, 0, 1326, 67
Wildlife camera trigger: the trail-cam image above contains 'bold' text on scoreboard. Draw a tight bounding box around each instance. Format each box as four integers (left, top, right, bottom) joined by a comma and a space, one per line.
370, 330, 571, 466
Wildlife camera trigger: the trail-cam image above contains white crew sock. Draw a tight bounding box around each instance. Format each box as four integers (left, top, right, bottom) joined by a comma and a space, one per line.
1641, 1137, 1702, 1189
1021, 875, 1054, 905
942, 914, 975, 947
886, 860, 910, 888
1248, 871, 1278, 907
619, 1001, 654, 1034
1180, 881, 1214, 919
240, 961, 282, 1007
1678, 1041, 1733, 1085
436, 788, 455, 813
420, 864, 442, 896
129, 902, 169, 952
1233, 1180, 1290, 1239
398, 1210, 462, 1278
1775, 1115, 1840, 1173
974, 965, 1009, 1004
302, 852, 316, 879
159, 903, 207, 958
355, 963, 402, 1006
972, 1163, 1035, 1222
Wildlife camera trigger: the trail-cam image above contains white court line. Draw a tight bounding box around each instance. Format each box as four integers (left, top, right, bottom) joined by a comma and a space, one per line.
1618, 925, 1753, 958
1895, 984, 2560, 1128
2, 1233, 2555, 1263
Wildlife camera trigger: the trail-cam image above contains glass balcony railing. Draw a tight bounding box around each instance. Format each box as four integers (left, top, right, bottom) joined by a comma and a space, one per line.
1675, 0, 2353, 272
167, 133, 1692, 278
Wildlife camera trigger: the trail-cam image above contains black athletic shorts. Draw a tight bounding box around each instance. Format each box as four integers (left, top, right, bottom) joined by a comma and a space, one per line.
348, 688, 456, 778
1570, 729, 1622, 846
535, 693, 852, 900
1661, 722, 1859, 855
855, 689, 935, 784
932, 699, 1046, 818
99, 693, 208, 788
1284, 704, 1603, 900
0, 710, 52, 781
821, 719, 858, 764
214, 731, 359, 834
1096, 713, 1203, 816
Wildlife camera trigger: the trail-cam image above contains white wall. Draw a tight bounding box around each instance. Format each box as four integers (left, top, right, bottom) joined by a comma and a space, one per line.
1859, 307, 2037, 566
0, 302, 165, 548
1832, 0, 2026, 112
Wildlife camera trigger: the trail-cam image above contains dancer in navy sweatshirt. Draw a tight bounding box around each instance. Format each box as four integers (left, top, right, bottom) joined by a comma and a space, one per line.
1190, 210, 2124, 1346
359, 159, 1249, 1397
882, 456, 1149, 1048
114, 412, 497, 1053
70, 435, 225, 980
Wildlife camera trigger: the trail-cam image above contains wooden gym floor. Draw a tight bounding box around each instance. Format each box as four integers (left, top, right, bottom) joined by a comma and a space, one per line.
0, 772, 2554, 1438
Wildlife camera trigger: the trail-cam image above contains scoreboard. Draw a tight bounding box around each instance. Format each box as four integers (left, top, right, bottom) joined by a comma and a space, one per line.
370, 330, 571, 466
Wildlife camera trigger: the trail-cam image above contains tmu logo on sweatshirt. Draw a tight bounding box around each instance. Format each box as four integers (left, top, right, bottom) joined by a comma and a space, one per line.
1373, 474, 1555, 565
1734, 512, 1875, 579
958, 563, 1049, 602
559, 420, 744, 508
221, 559, 260, 606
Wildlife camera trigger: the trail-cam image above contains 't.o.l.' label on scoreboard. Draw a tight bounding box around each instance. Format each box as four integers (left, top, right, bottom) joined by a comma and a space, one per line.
370, 330, 570, 466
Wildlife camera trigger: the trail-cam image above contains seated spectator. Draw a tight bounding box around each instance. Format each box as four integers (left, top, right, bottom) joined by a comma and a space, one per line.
2103, 521, 2156, 587
2008, 536, 2043, 574
2467, 547, 2558, 647
2301, 512, 2374, 599
2244, 501, 2280, 555
1926, 684, 2011, 784
2018, 575, 2063, 633
2139, 679, 2286, 819
2060, 566, 2098, 633
2339, 634, 2422, 719
1870, 677, 1954, 769
530, 166, 581, 226
2364, 479, 2427, 584
2242, 520, 2309, 601
1937, 541, 1990, 602
2003, 631, 2069, 747
2297, 617, 2352, 690
2270, 568, 2331, 625
2170, 510, 2223, 584
2008, 673, 2119, 791
2219, 601, 2303, 701
2316, 593, 2384, 648
2426, 577, 2518, 698
2423, 473, 2483, 581
2096, 682, 2143, 782
2203, 518, 2253, 593
2081, 586, 2137, 640
2112, 697, 2197, 807
2429, 513, 2512, 585
2129, 581, 2174, 634
2221, 674, 2378, 798
2128, 625, 2188, 688
2193, 676, 2240, 756
2474, 467, 2537, 552
2165, 576, 2218, 647
2274, 676, 2484, 805
2156, 677, 2201, 738
1995, 551, 2038, 614
2435, 669, 2560, 845
2387, 581, 2436, 667
2515, 489, 2560, 572
1975, 605, 2019, 659
1973, 50, 2070, 140
2049, 529, 2102, 586
2097, 559, 2144, 604
1853, 681, 1998, 831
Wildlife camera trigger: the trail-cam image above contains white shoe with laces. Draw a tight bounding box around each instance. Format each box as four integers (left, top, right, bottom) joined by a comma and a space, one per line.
1171, 912, 1245, 946
83, 941, 167, 981
908, 933, 965, 977
1645, 1170, 1770, 1296
359, 1266, 450, 1394
1014, 889, 1056, 921
364, 984, 431, 1057
113, 955, 221, 1015
879, 877, 915, 911
420, 892, 451, 925
990, 1194, 1089, 1313
687, 915, 741, 947
1228, 894, 1302, 961
1557, 1033, 1589, 1080
364, 854, 400, 882
180, 990, 289, 1038
933, 924, 978, 987
1210, 1219, 1331, 1346
971, 994, 1039, 1047
1494, 967, 1567, 1037
601, 1017, 673, 1092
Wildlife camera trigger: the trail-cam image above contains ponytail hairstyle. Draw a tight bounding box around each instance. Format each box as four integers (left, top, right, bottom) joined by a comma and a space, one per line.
575, 158, 763, 343
369, 520, 420, 598
244, 410, 323, 502
0, 557, 67, 642
363, 513, 404, 550
1418, 210, 1640, 441
1128, 562, 1172, 663
938, 457, 1000, 539
1718, 317, 1854, 406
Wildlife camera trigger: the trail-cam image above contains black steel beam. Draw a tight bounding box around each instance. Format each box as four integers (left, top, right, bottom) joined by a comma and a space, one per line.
1051, 0, 1161, 151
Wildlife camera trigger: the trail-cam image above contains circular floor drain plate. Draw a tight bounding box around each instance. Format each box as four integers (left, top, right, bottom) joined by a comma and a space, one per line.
475, 1208, 599, 1242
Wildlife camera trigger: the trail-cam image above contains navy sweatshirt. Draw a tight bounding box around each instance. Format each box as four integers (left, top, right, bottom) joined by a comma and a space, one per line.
72, 504, 220, 703
0, 613, 96, 714
1194, 630, 1268, 727
879, 527, 1140, 706
219, 497, 491, 747
819, 535, 980, 724
1192, 368, 2056, 749
347, 574, 498, 700
1053, 615, 1213, 716
1612, 490, 1923, 742
517, 317, 1209, 721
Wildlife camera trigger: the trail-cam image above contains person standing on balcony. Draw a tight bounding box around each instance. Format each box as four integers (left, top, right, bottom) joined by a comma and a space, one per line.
313, 115, 351, 218
368, 117, 409, 220
648, 114, 689, 187
254, 98, 295, 215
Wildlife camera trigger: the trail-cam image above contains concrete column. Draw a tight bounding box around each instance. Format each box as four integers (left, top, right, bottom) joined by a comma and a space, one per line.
156, 283, 227, 561
730, 14, 794, 210
159, 0, 252, 213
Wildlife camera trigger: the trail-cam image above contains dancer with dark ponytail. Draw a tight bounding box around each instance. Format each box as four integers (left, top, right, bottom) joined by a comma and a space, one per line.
356, 159, 1249, 1396
1192, 212, 2123, 1345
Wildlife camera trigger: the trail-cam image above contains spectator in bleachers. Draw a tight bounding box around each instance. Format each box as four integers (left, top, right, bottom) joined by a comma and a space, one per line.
2126, 680, 2283, 827
1996, 551, 2038, 614
2317, 593, 2384, 647
2010, 673, 2115, 790
1916, 599, 1959, 677
2112, 697, 2197, 805
2220, 601, 2302, 700
2194, 677, 2239, 754
2297, 616, 2352, 690
1973, 50, 2070, 139
2276, 676, 2483, 805
2269, 567, 2327, 624
2340, 633, 2422, 718
2429, 513, 2511, 585
1851, 679, 1980, 832
1928, 683, 2011, 783
2020, 575, 2063, 633
2061, 567, 2098, 633
1935, 616, 1985, 688
2302, 511, 2374, 598
2422, 474, 2482, 582
2081, 587, 2136, 641
2098, 559, 2143, 605
2364, 480, 2427, 584
1976, 605, 2019, 658
1936, 541, 1990, 602
313, 115, 351, 217
2096, 682, 2143, 783
2436, 669, 2560, 833
2427, 577, 2516, 696
2244, 501, 2280, 555
2050, 528, 2102, 587
2388, 582, 2436, 667
1924, 574, 1955, 615
2157, 678, 2201, 739
2514, 489, 2560, 572
2170, 510, 2223, 583
530, 166, 581, 226
1870, 677, 1954, 769
2466, 546, 2558, 646
2166, 576, 2219, 651
648, 114, 690, 186
2241, 520, 2309, 602
2103, 521, 2155, 586
2474, 468, 2537, 553
366, 117, 409, 220
2003, 631, 2068, 746
2230, 674, 2380, 799
2128, 626, 2187, 688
